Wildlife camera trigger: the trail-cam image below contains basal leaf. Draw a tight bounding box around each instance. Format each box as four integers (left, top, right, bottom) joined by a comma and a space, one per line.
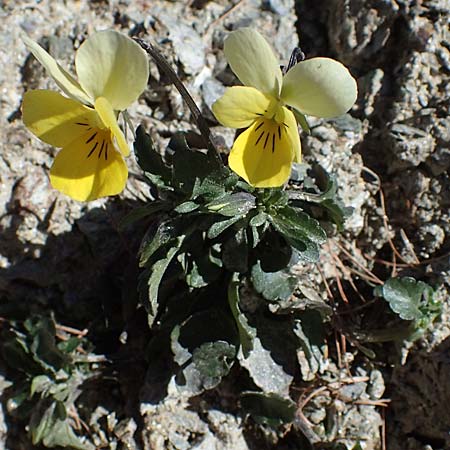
192, 341, 236, 382
185, 251, 221, 288
320, 199, 348, 231
239, 334, 293, 396
147, 238, 184, 327
240, 391, 296, 427
30, 375, 52, 397
258, 189, 288, 208
25, 316, 68, 373
31, 401, 90, 449
170, 309, 238, 396
285, 237, 320, 263
1, 332, 42, 374
249, 211, 268, 227
381, 277, 433, 321
236, 309, 298, 396
228, 277, 256, 357
251, 261, 297, 302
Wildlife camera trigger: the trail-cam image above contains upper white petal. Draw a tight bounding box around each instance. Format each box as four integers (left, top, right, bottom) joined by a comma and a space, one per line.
75, 30, 149, 110
281, 57, 357, 118
22, 34, 91, 105
224, 28, 282, 96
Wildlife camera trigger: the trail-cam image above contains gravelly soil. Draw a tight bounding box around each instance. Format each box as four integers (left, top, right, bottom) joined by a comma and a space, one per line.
0, 0, 449, 449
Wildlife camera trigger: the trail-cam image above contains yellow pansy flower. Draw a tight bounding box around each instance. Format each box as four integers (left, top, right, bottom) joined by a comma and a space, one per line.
212, 28, 358, 188
22, 30, 149, 201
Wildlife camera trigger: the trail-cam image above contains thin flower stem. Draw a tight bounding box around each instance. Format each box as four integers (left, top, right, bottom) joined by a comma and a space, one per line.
134, 38, 222, 167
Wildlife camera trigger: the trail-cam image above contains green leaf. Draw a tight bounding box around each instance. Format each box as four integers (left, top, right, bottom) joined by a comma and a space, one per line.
25, 316, 68, 373
249, 211, 268, 227
1, 332, 42, 374
185, 250, 222, 288
251, 261, 297, 302
57, 337, 81, 354
30, 375, 52, 397
228, 277, 256, 356
170, 309, 238, 396
320, 199, 349, 231
207, 192, 256, 217
270, 206, 327, 245
147, 238, 184, 327
381, 277, 433, 321
192, 169, 237, 202
134, 125, 171, 186
170, 133, 219, 195
174, 201, 199, 213
207, 216, 241, 239
192, 341, 236, 381
285, 237, 320, 263
238, 323, 294, 395
30, 401, 90, 449
258, 189, 288, 208
139, 216, 184, 266
240, 392, 296, 427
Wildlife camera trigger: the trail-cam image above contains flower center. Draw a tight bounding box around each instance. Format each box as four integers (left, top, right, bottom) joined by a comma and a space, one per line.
252, 117, 289, 153
85, 129, 112, 160
75, 122, 113, 161
259, 99, 286, 124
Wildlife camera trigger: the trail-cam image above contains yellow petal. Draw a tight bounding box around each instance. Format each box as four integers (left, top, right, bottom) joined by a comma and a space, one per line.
50, 129, 128, 201
281, 57, 358, 118
22, 34, 91, 105
276, 106, 302, 163
224, 28, 282, 96
212, 86, 275, 128
75, 30, 149, 111
228, 118, 293, 187
94, 97, 129, 157
22, 90, 100, 147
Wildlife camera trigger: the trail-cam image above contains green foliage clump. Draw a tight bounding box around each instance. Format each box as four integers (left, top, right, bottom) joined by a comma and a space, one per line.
1, 315, 96, 449
122, 126, 349, 422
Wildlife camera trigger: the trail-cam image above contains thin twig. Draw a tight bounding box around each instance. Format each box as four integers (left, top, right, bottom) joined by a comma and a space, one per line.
55, 324, 88, 337
362, 167, 412, 268
204, 0, 246, 35
400, 228, 421, 264
333, 241, 384, 285
330, 250, 368, 303
134, 38, 222, 166
354, 398, 391, 407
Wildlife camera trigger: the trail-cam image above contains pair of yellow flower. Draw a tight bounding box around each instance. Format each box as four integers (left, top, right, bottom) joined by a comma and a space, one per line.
23, 28, 357, 201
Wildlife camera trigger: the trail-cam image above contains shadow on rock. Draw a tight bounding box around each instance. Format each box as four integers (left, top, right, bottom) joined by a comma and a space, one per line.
0, 197, 153, 448
388, 336, 450, 450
